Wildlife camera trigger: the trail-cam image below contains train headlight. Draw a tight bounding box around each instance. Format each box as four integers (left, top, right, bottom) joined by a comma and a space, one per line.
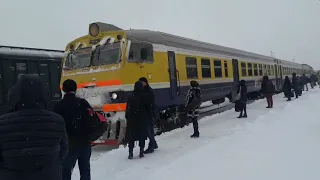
89, 23, 99, 37
111, 93, 117, 99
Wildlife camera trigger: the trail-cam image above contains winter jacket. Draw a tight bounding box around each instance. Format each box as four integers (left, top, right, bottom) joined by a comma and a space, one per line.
185, 87, 202, 118
292, 76, 300, 91
125, 90, 152, 141
282, 78, 292, 95
143, 85, 159, 124
237, 84, 247, 103
0, 75, 68, 180
54, 93, 93, 149
310, 74, 317, 83
301, 75, 310, 84
261, 80, 275, 94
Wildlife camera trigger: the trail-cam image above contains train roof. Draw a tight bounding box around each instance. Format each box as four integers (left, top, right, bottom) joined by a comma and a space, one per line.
125, 29, 303, 67
0, 46, 64, 59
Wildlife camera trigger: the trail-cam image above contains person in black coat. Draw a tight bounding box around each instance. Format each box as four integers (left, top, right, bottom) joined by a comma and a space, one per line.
236, 80, 248, 118
54, 79, 94, 180
261, 76, 275, 108
185, 80, 202, 138
139, 77, 158, 154
301, 74, 310, 91
0, 75, 68, 180
292, 73, 300, 98
125, 81, 152, 159
282, 76, 292, 101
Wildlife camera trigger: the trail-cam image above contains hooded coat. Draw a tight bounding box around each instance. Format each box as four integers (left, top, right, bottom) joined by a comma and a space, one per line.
125, 82, 152, 141
282, 76, 292, 96
0, 75, 68, 180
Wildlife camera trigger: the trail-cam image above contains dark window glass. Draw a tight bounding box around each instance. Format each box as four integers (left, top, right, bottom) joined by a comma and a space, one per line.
94, 42, 121, 65
248, 63, 253, 76
66, 47, 91, 69
258, 64, 263, 76
253, 64, 258, 76
214, 60, 222, 78
128, 42, 154, 62
186, 57, 198, 78
224, 61, 228, 77
241, 62, 247, 76
201, 58, 211, 78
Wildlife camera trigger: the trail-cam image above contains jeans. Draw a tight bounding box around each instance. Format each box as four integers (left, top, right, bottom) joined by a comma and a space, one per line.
62, 145, 91, 180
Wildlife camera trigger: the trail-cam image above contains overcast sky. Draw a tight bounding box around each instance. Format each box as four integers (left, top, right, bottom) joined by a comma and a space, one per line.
1, 0, 320, 69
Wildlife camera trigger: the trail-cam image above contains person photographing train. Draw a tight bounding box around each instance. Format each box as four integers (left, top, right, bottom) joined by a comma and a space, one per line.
185, 80, 202, 138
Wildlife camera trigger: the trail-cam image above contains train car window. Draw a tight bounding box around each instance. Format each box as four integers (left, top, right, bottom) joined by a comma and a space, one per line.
27, 61, 39, 75
253, 64, 258, 76
263, 65, 267, 76
16, 62, 27, 78
128, 42, 154, 63
267, 65, 271, 76
224, 61, 228, 77
248, 63, 253, 76
39, 63, 51, 97
186, 57, 198, 79
201, 59, 211, 78
94, 42, 121, 65
2, 59, 16, 102
270, 65, 273, 76
214, 60, 222, 78
49, 62, 62, 101
241, 62, 247, 76
258, 64, 263, 76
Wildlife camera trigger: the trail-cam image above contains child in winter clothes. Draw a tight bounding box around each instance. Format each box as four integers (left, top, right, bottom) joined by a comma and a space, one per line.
185, 80, 202, 138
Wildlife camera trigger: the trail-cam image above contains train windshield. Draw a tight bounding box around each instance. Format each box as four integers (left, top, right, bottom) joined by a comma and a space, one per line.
93, 42, 121, 66
65, 47, 91, 69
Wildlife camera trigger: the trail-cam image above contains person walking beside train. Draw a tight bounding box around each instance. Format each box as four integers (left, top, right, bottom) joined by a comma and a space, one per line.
309, 74, 317, 89
292, 73, 301, 98
282, 76, 293, 101
0, 75, 68, 180
185, 80, 202, 138
301, 74, 310, 91
139, 77, 159, 154
54, 79, 96, 180
261, 76, 275, 108
236, 80, 248, 118
125, 81, 152, 159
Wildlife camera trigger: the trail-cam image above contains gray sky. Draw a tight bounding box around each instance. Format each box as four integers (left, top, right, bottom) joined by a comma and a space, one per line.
1, 0, 320, 69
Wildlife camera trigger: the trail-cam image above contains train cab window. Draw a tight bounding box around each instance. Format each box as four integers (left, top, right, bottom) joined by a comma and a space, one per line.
248, 63, 253, 76
258, 64, 263, 76
128, 42, 154, 63
224, 61, 228, 77
201, 59, 211, 78
94, 42, 121, 65
186, 57, 198, 79
253, 64, 258, 76
214, 60, 222, 78
241, 62, 247, 76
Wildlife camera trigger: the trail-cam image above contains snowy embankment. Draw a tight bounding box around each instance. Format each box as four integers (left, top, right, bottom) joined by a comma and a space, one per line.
72, 87, 320, 180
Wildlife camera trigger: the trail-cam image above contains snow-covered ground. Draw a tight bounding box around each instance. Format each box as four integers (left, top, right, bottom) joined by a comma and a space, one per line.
72, 87, 320, 180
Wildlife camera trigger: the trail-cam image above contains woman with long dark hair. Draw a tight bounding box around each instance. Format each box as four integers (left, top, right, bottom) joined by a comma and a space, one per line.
282, 76, 292, 101
125, 81, 152, 159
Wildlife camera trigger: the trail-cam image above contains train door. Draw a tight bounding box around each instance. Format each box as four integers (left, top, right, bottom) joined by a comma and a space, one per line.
167, 51, 179, 101
279, 65, 283, 86
231, 59, 240, 102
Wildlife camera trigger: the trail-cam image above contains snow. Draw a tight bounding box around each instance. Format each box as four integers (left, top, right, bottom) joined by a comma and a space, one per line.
62, 64, 121, 76
72, 87, 320, 180
99, 36, 111, 46
0, 47, 63, 58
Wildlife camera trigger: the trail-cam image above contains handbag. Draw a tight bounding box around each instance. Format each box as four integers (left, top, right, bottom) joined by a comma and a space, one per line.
235, 86, 241, 100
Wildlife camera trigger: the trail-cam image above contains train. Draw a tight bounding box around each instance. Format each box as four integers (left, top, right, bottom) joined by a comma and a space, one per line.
61, 22, 314, 146
0, 46, 64, 115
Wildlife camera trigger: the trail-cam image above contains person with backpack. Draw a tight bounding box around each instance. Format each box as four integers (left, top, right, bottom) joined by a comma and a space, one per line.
185, 80, 202, 138
0, 75, 68, 180
261, 76, 275, 108
139, 77, 158, 154
54, 79, 107, 180
125, 81, 152, 159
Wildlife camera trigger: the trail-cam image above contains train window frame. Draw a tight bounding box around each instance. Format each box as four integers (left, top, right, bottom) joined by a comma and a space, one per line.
186, 57, 198, 79
224, 61, 229, 77
248, 63, 253, 76
253, 64, 258, 76
267, 65, 271, 76
241, 62, 247, 77
201, 58, 211, 78
213, 60, 222, 78
128, 41, 154, 63
258, 64, 263, 76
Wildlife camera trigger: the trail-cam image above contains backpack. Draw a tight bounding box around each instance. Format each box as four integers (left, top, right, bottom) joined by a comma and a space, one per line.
82, 108, 108, 142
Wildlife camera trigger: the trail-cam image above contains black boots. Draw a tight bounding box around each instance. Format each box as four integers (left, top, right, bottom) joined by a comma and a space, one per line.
237, 110, 247, 118
128, 148, 144, 159
191, 118, 200, 138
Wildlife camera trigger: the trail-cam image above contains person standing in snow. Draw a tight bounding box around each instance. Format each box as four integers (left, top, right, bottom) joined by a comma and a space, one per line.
236, 80, 248, 118
54, 79, 95, 180
185, 80, 202, 138
292, 73, 301, 98
139, 77, 159, 154
301, 74, 310, 91
261, 76, 275, 108
0, 75, 68, 180
125, 81, 152, 159
282, 76, 293, 101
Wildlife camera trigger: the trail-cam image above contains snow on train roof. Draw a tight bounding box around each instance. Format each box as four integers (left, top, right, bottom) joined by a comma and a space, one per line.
0, 46, 64, 58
